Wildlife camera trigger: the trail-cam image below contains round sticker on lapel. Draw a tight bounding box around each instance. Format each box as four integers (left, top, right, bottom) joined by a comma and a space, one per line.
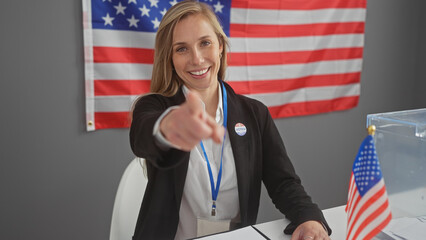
235, 123, 247, 136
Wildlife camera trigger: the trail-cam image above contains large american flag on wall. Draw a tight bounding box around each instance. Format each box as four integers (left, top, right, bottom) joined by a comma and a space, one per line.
83, 0, 367, 131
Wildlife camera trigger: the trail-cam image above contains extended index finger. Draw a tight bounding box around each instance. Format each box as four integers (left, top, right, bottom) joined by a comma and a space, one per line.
203, 113, 225, 143
184, 91, 204, 116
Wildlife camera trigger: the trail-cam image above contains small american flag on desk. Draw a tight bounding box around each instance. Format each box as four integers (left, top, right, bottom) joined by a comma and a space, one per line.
345, 125, 392, 240
82, 0, 366, 131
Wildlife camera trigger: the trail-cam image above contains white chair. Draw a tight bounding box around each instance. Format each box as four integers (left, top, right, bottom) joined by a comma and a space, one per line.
110, 157, 148, 240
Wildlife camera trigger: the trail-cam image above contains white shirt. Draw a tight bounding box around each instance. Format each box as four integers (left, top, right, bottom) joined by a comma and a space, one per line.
153, 85, 240, 240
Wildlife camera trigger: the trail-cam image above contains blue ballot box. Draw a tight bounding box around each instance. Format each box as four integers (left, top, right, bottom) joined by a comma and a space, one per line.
367, 108, 426, 218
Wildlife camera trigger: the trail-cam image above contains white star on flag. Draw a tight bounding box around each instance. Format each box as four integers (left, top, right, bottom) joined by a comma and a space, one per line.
151, 17, 160, 29
148, 0, 159, 8
114, 2, 126, 15
128, 0, 137, 4
102, 13, 114, 26
127, 15, 140, 28
139, 5, 150, 17
160, 8, 167, 17
169, 0, 178, 6
213, 1, 224, 13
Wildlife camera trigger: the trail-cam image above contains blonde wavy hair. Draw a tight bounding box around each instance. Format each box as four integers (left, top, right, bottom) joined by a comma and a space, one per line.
150, 0, 229, 96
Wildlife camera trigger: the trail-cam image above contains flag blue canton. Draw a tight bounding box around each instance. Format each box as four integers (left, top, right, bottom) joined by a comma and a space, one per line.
352, 135, 382, 196
91, 0, 231, 35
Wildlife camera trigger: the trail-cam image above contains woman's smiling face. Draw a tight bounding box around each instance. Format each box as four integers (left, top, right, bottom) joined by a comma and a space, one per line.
171, 13, 223, 93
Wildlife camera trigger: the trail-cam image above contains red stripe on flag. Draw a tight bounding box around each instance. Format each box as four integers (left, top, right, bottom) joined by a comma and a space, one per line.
94, 80, 151, 96
352, 200, 391, 240
267, 96, 359, 118
363, 212, 392, 240
346, 175, 356, 212
230, 22, 365, 38
94, 112, 131, 129
346, 185, 387, 238
228, 73, 360, 94
93, 47, 154, 64
228, 48, 364, 66
347, 193, 362, 225
94, 47, 363, 65
231, 0, 367, 10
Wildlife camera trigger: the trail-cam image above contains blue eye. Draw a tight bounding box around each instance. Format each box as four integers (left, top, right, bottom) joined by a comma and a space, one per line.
201, 41, 211, 46
176, 47, 186, 52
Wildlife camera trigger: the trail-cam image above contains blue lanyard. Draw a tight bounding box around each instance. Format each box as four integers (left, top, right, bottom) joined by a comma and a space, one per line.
199, 81, 227, 216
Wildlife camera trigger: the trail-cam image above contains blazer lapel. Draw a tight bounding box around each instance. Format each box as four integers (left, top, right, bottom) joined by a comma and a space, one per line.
225, 83, 252, 225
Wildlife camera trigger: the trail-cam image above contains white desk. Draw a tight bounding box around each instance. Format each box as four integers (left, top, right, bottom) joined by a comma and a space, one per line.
198, 205, 347, 240
200, 205, 424, 239
253, 205, 347, 240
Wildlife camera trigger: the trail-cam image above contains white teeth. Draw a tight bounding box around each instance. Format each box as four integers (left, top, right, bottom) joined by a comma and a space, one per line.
190, 68, 208, 76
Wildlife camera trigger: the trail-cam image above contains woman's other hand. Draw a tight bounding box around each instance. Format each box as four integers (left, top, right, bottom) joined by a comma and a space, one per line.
291, 221, 330, 240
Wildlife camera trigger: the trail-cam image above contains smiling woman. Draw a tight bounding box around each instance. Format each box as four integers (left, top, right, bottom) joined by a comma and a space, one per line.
149, 0, 228, 98
171, 14, 223, 117
129, 1, 332, 240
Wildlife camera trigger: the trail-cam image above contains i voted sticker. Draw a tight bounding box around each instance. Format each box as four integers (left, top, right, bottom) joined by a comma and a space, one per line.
234, 123, 247, 136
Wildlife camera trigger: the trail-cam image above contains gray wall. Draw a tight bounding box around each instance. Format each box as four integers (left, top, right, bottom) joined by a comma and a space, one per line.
0, 1, 425, 239
418, 1, 426, 105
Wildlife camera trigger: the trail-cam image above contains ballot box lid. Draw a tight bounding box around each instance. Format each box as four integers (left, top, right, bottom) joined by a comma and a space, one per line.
367, 108, 426, 139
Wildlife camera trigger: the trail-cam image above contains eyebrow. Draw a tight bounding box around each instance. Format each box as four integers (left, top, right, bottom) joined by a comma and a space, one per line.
172, 35, 212, 47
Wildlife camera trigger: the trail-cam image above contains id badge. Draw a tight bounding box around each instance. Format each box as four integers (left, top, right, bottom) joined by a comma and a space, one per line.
196, 218, 231, 237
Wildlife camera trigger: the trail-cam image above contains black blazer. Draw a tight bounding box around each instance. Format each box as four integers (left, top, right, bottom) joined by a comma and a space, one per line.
130, 81, 331, 240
